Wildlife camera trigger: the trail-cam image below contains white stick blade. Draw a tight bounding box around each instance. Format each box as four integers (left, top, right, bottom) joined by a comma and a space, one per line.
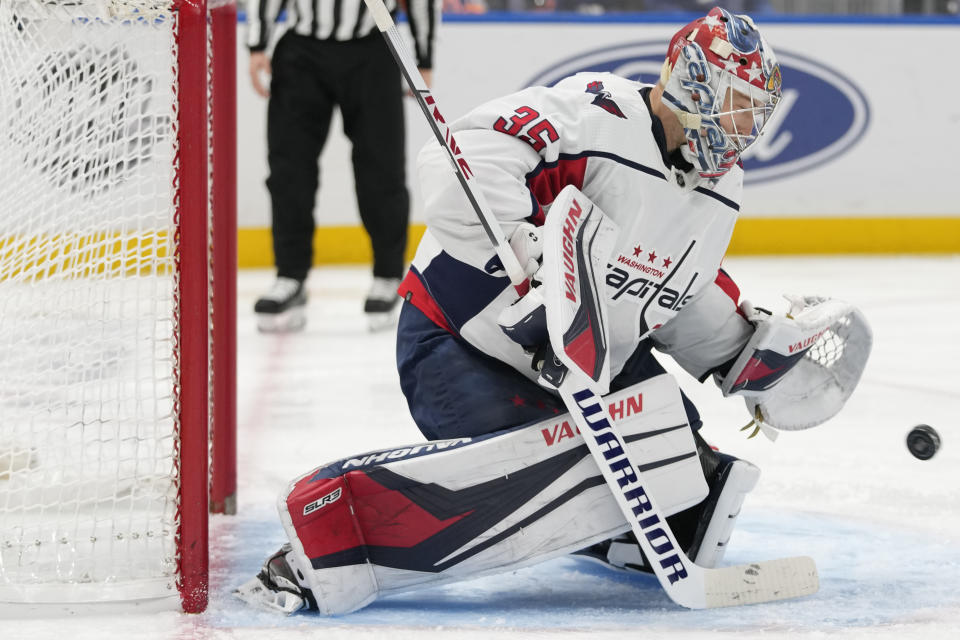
703, 556, 819, 607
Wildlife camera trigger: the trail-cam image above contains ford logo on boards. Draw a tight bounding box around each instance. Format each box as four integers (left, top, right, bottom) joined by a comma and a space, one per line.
524, 42, 870, 184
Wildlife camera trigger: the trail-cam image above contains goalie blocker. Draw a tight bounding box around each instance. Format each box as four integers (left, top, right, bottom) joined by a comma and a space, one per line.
236, 375, 760, 615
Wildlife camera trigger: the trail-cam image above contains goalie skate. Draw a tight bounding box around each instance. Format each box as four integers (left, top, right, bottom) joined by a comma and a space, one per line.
575, 531, 650, 572
255, 278, 307, 333
233, 544, 315, 615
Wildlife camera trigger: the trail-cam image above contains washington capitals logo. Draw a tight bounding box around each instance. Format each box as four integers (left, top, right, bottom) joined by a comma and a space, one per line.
585, 80, 626, 119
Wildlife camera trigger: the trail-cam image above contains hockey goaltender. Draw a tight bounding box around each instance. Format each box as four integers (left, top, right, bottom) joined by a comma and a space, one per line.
236, 3, 872, 615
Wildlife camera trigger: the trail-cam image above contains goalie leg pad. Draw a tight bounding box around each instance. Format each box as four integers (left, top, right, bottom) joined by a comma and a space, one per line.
280, 476, 379, 616
692, 457, 760, 568
574, 449, 760, 573
272, 374, 707, 615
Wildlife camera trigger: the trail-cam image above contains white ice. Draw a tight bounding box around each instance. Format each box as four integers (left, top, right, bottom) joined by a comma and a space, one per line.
3, 256, 959, 639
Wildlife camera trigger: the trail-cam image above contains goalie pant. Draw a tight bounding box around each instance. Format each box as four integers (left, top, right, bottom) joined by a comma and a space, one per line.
396, 293, 709, 440
274, 375, 759, 615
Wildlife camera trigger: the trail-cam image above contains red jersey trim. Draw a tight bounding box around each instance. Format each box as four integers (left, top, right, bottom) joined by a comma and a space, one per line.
399, 270, 455, 335
714, 267, 742, 309
526, 156, 588, 220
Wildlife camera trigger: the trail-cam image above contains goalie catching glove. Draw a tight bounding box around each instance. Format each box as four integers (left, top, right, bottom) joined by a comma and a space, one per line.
718, 295, 872, 432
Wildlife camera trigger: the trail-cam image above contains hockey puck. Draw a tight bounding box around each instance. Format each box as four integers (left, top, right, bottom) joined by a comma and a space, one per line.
906, 424, 941, 460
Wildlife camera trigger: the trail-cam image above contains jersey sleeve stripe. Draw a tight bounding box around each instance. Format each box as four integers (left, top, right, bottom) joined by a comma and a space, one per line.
713, 267, 741, 304
526, 156, 588, 211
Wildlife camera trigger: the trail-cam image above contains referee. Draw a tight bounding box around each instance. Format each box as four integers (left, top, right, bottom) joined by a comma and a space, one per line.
246, 0, 440, 332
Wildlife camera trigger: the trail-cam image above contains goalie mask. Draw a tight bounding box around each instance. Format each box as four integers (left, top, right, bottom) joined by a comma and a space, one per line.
660, 7, 782, 188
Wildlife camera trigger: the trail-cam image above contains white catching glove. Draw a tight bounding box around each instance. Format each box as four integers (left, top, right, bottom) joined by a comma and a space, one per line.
719, 295, 872, 433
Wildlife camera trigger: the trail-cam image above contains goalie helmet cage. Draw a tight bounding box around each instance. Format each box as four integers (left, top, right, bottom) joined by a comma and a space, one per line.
0, 0, 237, 614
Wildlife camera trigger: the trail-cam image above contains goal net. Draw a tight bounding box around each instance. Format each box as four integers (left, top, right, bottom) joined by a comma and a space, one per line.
0, 0, 236, 613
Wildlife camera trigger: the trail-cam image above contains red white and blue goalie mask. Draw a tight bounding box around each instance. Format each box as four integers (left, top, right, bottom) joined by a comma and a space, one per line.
660, 7, 782, 188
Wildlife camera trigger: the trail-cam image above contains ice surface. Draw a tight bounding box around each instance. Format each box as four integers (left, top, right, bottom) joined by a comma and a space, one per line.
2, 257, 958, 639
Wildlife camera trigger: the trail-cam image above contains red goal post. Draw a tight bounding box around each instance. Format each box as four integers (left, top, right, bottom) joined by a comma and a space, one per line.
0, 0, 237, 613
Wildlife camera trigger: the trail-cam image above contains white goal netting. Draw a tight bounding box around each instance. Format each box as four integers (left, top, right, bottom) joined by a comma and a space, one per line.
0, 0, 184, 603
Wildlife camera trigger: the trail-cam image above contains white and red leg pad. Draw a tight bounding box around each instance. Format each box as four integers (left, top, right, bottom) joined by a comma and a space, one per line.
277, 374, 708, 615
577, 456, 760, 573
279, 477, 379, 615
693, 458, 760, 568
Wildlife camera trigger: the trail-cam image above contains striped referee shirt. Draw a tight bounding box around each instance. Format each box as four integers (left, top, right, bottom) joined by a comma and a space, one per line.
246, 0, 440, 69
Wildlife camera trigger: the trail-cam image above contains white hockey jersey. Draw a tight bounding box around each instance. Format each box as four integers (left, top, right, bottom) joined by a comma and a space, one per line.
400, 72, 752, 385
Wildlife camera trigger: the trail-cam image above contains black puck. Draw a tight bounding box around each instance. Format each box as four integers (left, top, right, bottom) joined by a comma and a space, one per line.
906, 424, 941, 460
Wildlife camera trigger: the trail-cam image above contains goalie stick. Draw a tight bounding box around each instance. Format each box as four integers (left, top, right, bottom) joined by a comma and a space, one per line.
536, 189, 818, 608
362, 0, 527, 287
363, 0, 818, 609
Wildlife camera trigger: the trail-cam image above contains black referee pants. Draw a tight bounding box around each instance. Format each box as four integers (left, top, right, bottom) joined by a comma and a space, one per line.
266, 31, 409, 282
